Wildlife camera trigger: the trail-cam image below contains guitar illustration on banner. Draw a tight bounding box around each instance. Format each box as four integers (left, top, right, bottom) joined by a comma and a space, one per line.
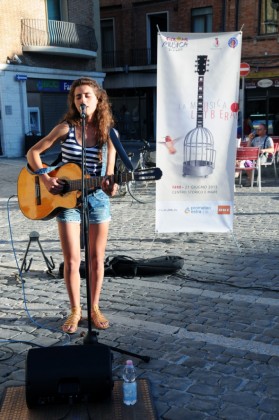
17, 162, 162, 220
183, 55, 216, 177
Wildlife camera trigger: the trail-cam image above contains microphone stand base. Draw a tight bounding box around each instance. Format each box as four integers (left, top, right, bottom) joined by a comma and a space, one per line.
82, 328, 150, 362
83, 330, 99, 345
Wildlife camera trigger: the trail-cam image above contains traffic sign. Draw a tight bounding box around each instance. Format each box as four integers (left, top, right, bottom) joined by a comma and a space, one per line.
240, 62, 250, 77
15, 74, 27, 81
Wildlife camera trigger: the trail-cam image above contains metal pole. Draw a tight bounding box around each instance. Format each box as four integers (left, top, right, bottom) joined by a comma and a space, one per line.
240, 76, 245, 139
19, 80, 28, 135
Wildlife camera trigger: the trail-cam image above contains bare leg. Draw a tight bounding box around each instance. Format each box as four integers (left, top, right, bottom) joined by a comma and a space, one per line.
89, 221, 110, 328
235, 160, 240, 178
58, 221, 82, 333
247, 171, 252, 184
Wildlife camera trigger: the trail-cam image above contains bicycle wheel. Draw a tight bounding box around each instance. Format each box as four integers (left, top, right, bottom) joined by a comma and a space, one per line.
127, 178, 156, 203
115, 157, 126, 174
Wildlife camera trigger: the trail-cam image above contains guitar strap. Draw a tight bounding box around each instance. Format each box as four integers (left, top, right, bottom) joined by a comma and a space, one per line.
109, 128, 134, 171
31, 162, 63, 175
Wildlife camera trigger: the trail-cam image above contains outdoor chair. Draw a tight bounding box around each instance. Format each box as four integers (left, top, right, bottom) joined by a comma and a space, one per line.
268, 137, 279, 179
235, 147, 261, 192
240, 137, 278, 179
258, 137, 278, 179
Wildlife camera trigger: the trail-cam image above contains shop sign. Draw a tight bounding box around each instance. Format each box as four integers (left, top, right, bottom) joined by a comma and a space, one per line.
246, 78, 279, 89
245, 80, 257, 89
36, 79, 73, 92
257, 79, 273, 88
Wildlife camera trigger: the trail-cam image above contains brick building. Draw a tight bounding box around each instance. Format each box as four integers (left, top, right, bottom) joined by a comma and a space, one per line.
0, 0, 101, 157
100, 0, 279, 140
0, 1, 278, 157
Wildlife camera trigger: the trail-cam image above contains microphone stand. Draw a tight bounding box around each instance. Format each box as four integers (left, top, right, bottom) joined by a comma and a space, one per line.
79, 104, 96, 344
79, 105, 149, 362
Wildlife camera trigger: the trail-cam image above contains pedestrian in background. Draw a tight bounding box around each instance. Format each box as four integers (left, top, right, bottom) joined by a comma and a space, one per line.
244, 123, 274, 185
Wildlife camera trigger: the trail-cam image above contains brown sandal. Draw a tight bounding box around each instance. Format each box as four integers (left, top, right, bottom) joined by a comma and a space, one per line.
91, 305, 109, 330
62, 306, 82, 334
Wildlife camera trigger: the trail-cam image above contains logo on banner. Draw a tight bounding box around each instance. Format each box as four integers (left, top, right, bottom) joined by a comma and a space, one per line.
161, 36, 188, 51
213, 37, 221, 48
217, 205, 231, 215
228, 37, 238, 48
184, 206, 213, 215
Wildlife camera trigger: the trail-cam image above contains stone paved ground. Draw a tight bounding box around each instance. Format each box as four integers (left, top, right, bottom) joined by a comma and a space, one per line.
0, 157, 279, 419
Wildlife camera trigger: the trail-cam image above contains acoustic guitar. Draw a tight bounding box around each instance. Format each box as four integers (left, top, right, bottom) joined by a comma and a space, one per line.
17, 162, 162, 221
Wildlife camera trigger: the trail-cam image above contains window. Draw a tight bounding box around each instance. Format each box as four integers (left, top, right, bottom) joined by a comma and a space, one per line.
101, 19, 115, 67
28, 107, 41, 135
47, 0, 61, 20
191, 7, 213, 32
147, 13, 168, 65
259, 0, 279, 34
46, 0, 68, 21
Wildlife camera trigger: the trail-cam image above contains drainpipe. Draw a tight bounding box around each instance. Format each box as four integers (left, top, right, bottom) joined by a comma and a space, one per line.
221, 0, 226, 32
235, 0, 240, 30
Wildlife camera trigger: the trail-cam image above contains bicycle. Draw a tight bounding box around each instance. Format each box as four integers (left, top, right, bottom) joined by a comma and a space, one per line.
116, 139, 156, 204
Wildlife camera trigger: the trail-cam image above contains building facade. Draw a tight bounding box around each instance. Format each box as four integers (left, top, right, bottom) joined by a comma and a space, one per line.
100, 0, 279, 140
1, 1, 278, 157
0, 0, 102, 157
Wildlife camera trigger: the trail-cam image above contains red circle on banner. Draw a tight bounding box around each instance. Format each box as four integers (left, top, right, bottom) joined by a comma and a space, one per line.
231, 103, 239, 112
240, 62, 250, 77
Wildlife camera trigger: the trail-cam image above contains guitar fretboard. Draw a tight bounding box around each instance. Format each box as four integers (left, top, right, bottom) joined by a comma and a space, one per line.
66, 173, 134, 192
67, 177, 100, 192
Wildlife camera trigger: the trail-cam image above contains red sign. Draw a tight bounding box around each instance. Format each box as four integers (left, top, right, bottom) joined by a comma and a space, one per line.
240, 62, 250, 77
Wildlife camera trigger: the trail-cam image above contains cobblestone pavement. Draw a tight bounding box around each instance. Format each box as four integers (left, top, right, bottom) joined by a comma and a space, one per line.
0, 157, 279, 419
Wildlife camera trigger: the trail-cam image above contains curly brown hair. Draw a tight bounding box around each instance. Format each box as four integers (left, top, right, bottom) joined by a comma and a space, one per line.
61, 77, 114, 146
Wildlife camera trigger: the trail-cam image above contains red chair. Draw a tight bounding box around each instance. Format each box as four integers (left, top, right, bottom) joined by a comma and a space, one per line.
235, 147, 261, 191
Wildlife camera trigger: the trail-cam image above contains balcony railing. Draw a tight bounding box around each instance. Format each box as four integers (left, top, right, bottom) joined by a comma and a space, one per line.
21, 19, 98, 52
102, 51, 125, 68
102, 48, 157, 68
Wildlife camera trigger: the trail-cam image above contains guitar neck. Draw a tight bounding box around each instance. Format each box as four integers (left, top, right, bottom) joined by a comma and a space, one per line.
67, 176, 100, 193
196, 75, 204, 128
66, 172, 134, 192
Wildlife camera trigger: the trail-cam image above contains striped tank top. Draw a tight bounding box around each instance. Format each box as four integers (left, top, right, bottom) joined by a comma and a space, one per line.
61, 125, 102, 176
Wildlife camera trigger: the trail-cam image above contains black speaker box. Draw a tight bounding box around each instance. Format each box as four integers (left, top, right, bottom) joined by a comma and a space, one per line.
25, 343, 113, 408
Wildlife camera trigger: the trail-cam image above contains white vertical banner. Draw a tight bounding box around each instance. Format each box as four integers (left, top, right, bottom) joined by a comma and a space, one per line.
156, 32, 242, 233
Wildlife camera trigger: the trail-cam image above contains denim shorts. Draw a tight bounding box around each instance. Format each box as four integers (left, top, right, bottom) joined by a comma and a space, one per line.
56, 189, 111, 224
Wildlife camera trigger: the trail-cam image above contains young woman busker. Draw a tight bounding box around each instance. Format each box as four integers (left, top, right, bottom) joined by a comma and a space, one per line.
27, 77, 118, 333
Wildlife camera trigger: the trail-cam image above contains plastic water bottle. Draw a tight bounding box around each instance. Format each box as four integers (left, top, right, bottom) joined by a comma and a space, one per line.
122, 360, 137, 405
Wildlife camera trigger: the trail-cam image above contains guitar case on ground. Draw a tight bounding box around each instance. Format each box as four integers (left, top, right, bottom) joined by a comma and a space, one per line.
59, 255, 184, 279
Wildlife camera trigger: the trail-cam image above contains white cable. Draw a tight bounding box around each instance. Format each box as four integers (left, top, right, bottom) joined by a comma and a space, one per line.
6, 195, 70, 345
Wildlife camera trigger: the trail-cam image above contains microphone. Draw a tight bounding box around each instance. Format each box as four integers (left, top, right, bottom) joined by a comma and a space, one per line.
80, 103, 86, 118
